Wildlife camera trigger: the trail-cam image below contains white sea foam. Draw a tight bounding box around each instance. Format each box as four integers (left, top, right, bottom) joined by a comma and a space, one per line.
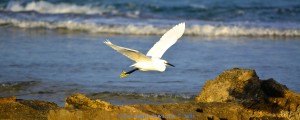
187, 24, 300, 37
5, 1, 117, 15
0, 18, 300, 37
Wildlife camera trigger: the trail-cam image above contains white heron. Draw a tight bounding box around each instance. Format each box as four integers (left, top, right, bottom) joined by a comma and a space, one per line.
104, 22, 185, 78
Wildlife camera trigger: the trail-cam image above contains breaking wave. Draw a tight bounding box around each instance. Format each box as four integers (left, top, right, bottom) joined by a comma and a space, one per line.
1, 18, 300, 37
5, 1, 113, 15
1, 0, 300, 38
2, 1, 139, 18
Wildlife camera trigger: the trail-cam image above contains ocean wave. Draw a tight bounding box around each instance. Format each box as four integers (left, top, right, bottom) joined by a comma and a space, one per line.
2, 0, 300, 22
0, 81, 40, 92
1, 18, 300, 37
187, 24, 300, 37
3, 1, 140, 18
5, 1, 111, 15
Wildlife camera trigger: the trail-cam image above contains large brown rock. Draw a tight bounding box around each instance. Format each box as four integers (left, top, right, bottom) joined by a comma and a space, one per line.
195, 68, 300, 119
196, 68, 264, 103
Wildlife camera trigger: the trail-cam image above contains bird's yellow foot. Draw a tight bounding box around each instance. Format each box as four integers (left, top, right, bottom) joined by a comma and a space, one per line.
120, 71, 129, 78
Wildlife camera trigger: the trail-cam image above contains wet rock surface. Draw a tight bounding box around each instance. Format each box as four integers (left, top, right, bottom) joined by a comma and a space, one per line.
0, 68, 299, 120
0, 96, 58, 120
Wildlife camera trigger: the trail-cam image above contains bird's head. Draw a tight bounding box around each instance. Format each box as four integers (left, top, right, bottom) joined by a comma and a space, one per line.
163, 60, 175, 67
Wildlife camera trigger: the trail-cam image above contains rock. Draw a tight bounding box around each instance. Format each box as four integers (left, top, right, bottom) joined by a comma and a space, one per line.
65, 93, 113, 110
0, 97, 59, 120
50, 93, 160, 120
1, 68, 299, 120
49, 106, 161, 120
0, 96, 16, 104
195, 68, 300, 120
195, 68, 264, 103
261, 78, 288, 97
18, 99, 58, 112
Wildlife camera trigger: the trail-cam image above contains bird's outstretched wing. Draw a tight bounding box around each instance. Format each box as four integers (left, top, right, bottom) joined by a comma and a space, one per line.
104, 40, 151, 62
146, 22, 185, 58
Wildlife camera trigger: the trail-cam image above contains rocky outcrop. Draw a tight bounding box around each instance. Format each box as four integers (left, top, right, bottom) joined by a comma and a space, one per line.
0, 96, 58, 120
195, 68, 300, 119
196, 68, 263, 103
0, 68, 299, 120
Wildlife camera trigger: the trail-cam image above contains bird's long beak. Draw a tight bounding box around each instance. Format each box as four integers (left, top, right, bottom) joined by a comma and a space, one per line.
166, 62, 175, 67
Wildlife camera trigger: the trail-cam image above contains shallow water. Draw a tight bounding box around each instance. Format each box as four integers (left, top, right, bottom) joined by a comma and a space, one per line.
0, 26, 299, 106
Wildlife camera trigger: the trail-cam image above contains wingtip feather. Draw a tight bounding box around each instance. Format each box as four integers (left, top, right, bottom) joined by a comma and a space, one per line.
171, 22, 185, 36
177, 22, 185, 30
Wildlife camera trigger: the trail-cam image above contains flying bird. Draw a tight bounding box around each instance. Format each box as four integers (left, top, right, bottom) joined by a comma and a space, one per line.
104, 22, 185, 78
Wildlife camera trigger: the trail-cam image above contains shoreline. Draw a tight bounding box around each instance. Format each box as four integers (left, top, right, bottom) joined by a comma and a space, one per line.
1, 68, 300, 120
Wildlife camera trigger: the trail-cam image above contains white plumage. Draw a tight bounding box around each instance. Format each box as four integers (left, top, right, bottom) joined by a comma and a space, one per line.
104, 22, 185, 78
146, 22, 185, 58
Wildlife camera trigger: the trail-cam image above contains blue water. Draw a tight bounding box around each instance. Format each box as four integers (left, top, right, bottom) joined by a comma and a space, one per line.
0, 0, 300, 106
1, 0, 300, 22
0, 0, 300, 37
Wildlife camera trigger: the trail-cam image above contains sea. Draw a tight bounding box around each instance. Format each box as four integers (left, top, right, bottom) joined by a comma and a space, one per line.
0, 0, 299, 106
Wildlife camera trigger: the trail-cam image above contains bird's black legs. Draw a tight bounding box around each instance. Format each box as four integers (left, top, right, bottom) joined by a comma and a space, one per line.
120, 68, 139, 78
126, 68, 139, 74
